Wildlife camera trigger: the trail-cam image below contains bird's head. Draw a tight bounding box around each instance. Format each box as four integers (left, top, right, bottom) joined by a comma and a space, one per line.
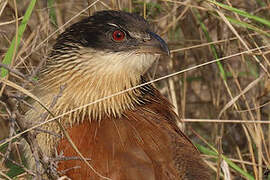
47, 10, 169, 76
38, 10, 170, 120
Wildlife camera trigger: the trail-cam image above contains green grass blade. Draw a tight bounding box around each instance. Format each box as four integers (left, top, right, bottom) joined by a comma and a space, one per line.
207, 0, 270, 27
226, 16, 270, 37
1, 0, 37, 77
48, 0, 58, 27
193, 9, 227, 80
197, 144, 255, 180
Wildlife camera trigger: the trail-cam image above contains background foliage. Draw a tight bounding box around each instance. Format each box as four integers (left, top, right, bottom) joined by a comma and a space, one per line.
0, 0, 270, 179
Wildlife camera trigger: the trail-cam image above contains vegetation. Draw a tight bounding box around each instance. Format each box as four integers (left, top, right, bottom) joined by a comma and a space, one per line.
0, 0, 270, 179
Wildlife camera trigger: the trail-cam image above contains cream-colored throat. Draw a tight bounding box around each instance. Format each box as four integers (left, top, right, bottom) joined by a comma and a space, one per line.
36, 48, 160, 124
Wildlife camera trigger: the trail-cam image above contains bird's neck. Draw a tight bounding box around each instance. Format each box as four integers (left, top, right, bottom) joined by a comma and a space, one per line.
36, 63, 148, 124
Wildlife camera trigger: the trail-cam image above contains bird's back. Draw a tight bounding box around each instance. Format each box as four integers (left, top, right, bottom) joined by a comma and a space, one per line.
57, 88, 210, 180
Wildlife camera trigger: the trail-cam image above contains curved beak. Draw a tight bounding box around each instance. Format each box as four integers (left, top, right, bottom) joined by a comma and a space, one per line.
139, 31, 170, 56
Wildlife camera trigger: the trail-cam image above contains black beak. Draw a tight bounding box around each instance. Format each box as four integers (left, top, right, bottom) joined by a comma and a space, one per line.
139, 31, 170, 56
148, 32, 170, 56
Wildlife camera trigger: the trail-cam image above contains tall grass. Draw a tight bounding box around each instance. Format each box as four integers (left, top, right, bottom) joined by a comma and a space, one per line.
0, 0, 270, 179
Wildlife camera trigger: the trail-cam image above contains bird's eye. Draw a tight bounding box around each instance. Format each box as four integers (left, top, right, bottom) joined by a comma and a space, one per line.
112, 30, 125, 42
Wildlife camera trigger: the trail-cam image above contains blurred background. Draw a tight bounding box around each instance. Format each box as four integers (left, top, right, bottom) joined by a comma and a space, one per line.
0, 0, 270, 179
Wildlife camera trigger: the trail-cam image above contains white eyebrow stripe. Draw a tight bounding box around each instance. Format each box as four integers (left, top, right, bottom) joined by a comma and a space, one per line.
107, 23, 120, 28
107, 23, 149, 40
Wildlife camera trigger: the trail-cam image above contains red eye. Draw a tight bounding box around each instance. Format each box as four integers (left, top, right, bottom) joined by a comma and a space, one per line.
112, 30, 125, 41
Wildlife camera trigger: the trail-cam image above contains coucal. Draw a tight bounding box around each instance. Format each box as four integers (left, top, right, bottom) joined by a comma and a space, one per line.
26, 10, 210, 179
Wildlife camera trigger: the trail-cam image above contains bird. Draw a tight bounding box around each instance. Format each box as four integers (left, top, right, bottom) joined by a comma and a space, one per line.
26, 10, 210, 180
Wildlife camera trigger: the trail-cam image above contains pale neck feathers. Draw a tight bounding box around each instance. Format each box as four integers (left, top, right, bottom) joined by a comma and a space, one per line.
36, 47, 160, 124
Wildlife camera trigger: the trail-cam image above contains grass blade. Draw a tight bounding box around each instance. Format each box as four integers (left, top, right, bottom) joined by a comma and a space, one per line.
207, 0, 270, 28
1, 0, 37, 77
197, 144, 255, 180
